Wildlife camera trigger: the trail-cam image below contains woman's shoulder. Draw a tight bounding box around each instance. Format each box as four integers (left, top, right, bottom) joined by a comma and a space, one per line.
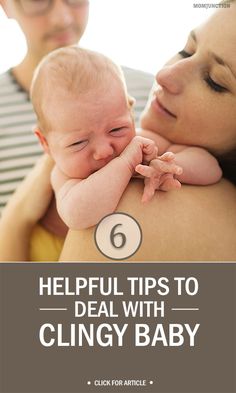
60, 179, 236, 262
118, 178, 236, 224
118, 179, 236, 261
121, 178, 236, 210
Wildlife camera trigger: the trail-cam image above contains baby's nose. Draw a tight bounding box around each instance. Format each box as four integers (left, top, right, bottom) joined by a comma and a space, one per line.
93, 142, 114, 161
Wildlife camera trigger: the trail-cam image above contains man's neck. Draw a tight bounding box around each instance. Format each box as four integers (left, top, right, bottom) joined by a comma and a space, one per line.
12, 54, 40, 92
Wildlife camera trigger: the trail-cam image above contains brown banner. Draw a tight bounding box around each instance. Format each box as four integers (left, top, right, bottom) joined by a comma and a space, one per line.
0, 263, 235, 393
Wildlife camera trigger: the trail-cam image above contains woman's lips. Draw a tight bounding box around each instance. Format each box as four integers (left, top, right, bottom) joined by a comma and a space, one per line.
151, 96, 177, 119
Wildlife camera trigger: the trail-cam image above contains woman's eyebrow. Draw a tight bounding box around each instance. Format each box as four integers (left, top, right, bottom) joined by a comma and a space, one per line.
190, 29, 236, 80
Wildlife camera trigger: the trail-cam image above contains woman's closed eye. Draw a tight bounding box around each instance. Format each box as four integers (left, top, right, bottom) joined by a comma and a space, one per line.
204, 75, 228, 93
178, 49, 228, 93
178, 49, 193, 58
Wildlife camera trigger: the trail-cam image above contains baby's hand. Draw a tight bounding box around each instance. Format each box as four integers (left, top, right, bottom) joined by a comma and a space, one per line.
141, 137, 158, 163
120, 136, 158, 172
135, 152, 183, 203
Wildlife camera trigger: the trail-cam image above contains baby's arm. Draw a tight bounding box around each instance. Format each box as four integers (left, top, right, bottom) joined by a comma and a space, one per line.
52, 136, 157, 230
168, 144, 222, 185
139, 128, 222, 185
137, 128, 171, 155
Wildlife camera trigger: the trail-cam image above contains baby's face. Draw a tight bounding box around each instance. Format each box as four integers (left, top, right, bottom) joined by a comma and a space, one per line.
45, 79, 135, 178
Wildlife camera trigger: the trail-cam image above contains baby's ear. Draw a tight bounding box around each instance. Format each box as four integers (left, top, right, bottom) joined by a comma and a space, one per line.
34, 126, 50, 154
128, 95, 136, 108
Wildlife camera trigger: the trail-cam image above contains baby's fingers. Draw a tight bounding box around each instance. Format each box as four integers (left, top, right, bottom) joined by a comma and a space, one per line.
160, 176, 181, 191
168, 163, 183, 176
158, 151, 175, 162
141, 181, 155, 203
156, 161, 183, 176
142, 144, 158, 163
135, 164, 154, 178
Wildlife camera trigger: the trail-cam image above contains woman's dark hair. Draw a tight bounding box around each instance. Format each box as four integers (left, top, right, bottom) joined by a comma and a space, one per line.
217, 148, 236, 185
216, 0, 236, 185
221, 0, 235, 3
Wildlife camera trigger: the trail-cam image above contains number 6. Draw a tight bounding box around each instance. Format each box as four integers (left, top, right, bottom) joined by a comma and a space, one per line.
110, 223, 126, 249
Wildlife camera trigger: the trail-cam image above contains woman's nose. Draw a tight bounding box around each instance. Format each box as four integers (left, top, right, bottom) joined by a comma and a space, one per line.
156, 60, 191, 95
93, 142, 114, 161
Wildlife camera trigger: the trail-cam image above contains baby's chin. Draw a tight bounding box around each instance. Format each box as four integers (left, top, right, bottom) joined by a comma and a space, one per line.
61, 168, 86, 179
61, 160, 113, 179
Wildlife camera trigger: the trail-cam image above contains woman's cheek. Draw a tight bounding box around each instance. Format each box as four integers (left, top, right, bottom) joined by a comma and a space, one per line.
140, 107, 157, 132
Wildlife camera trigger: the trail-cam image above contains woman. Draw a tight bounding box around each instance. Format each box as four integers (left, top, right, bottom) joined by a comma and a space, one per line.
1, 2, 236, 261
60, 1, 236, 261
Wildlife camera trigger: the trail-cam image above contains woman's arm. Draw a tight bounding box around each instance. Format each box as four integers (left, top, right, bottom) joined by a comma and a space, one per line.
59, 179, 236, 261
0, 155, 54, 261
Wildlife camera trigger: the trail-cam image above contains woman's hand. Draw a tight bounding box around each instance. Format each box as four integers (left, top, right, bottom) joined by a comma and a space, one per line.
11, 154, 54, 226
0, 154, 54, 261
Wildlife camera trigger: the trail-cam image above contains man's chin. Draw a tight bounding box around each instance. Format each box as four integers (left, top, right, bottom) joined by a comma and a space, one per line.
48, 40, 78, 51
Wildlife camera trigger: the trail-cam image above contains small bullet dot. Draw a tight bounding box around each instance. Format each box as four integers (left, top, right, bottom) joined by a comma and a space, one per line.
149, 380, 153, 385
87, 381, 91, 385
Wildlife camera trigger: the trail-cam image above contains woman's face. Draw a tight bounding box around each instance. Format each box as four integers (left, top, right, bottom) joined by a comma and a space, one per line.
141, 3, 236, 155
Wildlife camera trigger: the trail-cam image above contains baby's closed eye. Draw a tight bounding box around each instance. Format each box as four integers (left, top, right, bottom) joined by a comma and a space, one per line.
67, 140, 88, 151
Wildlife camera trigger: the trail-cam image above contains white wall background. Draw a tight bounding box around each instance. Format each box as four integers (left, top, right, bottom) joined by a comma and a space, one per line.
0, 0, 216, 75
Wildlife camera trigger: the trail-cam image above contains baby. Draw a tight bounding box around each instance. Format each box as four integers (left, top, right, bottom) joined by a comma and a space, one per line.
31, 46, 222, 230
